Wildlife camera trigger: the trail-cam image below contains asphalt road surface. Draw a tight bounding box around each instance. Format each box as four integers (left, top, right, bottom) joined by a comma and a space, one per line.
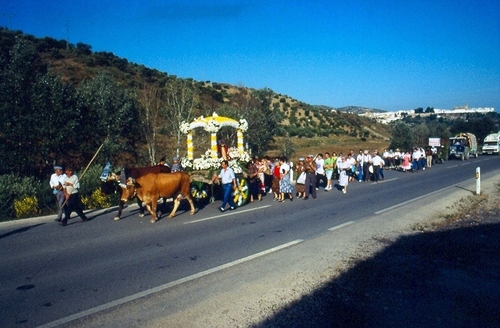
1, 155, 498, 327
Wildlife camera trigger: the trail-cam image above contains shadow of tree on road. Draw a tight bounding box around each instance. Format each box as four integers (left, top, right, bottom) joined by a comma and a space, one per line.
0, 223, 45, 240
255, 223, 500, 328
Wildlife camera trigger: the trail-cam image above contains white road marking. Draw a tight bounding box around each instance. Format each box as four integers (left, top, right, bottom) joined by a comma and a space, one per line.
184, 205, 272, 224
328, 221, 355, 231
37, 239, 304, 328
371, 177, 397, 184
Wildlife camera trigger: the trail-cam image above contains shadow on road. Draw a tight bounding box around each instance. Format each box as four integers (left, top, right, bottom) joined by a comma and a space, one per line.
0, 223, 45, 240
254, 223, 500, 328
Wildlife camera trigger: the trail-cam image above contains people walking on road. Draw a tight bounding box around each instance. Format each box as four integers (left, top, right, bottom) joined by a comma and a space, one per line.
402, 151, 412, 172
303, 154, 317, 199
278, 156, 294, 202
338, 155, 350, 194
295, 157, 306, 198
371, 150, 384, 183
356, 150, 364, 182
60, 166, 88, 226
315, 153, 326, 190
49, 165, 66, 222
323, 152, 334, 191
247, 160, 262, 202
271, 158, 281, 201
361, 150, 372, 182
426, 147, 433, 168
213, 160, 237, 212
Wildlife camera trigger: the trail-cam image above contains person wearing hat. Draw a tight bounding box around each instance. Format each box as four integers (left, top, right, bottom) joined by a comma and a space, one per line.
49, 165, 67, 222
158, 157, 170, 168
171, 156, 183, 172
60, 166, 88, 226
302, 154, 317, 199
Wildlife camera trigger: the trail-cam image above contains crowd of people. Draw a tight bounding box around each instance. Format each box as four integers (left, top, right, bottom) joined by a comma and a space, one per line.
50, 149, 439, 224
244, 146, 439, 202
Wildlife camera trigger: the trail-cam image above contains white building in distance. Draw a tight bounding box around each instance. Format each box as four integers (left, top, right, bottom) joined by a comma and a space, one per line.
361, 105, 495, 124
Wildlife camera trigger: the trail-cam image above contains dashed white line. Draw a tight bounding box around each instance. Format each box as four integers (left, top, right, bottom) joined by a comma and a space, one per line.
37, 238, 303, 328
328, 221, 355, 231
184, 205, 271, 224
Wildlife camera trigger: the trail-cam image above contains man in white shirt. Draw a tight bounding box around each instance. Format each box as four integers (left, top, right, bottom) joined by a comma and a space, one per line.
356, 150, 364, 182
372, 151, 385, 183
315, 153, 326, 190
60, 166, 88, 226
49, 165, 66, 222
213, 160, 237, 212
361, 150, 372, 182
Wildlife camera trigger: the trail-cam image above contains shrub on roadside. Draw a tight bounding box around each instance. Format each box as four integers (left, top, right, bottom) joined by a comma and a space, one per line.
14, 195, 40, 218
0, 163, 107, 221
81, 189, 111, 209
0, 174, 46, 220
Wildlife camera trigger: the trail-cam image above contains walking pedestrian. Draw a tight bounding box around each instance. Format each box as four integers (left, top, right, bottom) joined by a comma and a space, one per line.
49, 165, 66, 222
303, 154, 317, 199
212, 160, 237, 212
60, 166, 88, 226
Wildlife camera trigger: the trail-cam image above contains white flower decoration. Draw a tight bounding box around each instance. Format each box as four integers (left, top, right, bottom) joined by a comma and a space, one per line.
238, 119, 248, 132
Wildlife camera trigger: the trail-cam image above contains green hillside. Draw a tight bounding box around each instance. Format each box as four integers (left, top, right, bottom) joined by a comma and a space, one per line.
0, 27, 390, 179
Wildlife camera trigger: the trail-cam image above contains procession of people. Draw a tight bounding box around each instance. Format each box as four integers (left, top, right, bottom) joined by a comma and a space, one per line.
49, 145, 439, 226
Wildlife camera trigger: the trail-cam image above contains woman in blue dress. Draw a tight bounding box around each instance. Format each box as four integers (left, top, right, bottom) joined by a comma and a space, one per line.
278, 156, 294, 202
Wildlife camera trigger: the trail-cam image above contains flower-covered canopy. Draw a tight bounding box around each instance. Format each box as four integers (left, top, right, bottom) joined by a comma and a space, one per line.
180, 112, 250, 173
180, 112, 248, 134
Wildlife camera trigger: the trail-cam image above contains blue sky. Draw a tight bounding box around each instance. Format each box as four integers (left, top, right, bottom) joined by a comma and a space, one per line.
2, 0, 499, 111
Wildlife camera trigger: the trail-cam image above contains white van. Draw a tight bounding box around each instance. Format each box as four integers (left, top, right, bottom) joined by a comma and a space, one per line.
482, 133, 500, 155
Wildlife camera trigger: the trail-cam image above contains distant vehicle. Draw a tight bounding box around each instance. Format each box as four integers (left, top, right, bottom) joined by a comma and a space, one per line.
449, 133, 478, 160
482, 132, 500, 155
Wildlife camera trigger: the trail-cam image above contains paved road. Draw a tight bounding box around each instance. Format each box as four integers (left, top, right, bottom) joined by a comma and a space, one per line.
1, 155, 498, 327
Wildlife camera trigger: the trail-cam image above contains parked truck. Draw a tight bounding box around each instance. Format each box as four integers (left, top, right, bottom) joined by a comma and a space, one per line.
482, 132, 500, 155
449, 133, 478, 160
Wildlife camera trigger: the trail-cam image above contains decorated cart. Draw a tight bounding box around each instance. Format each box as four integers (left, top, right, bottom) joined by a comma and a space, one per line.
180, 113, 252, 207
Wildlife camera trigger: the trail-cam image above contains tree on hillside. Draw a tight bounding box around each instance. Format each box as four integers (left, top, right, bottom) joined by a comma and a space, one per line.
389, 122, 414, 151
138, 83, 165, 165
75, 73, 143, 167
213, 88, 282, 155
163, 78, 199, 158
30, 73, 78, 171
0, 36, 48, 177
411, 124, 430, 147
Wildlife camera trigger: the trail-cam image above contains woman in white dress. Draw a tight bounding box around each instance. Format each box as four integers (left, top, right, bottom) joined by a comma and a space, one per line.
338, 155, 349, 194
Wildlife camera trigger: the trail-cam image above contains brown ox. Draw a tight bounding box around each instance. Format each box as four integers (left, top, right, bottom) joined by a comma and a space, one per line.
121, 172, 196, 223
101, 165, 171, 220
